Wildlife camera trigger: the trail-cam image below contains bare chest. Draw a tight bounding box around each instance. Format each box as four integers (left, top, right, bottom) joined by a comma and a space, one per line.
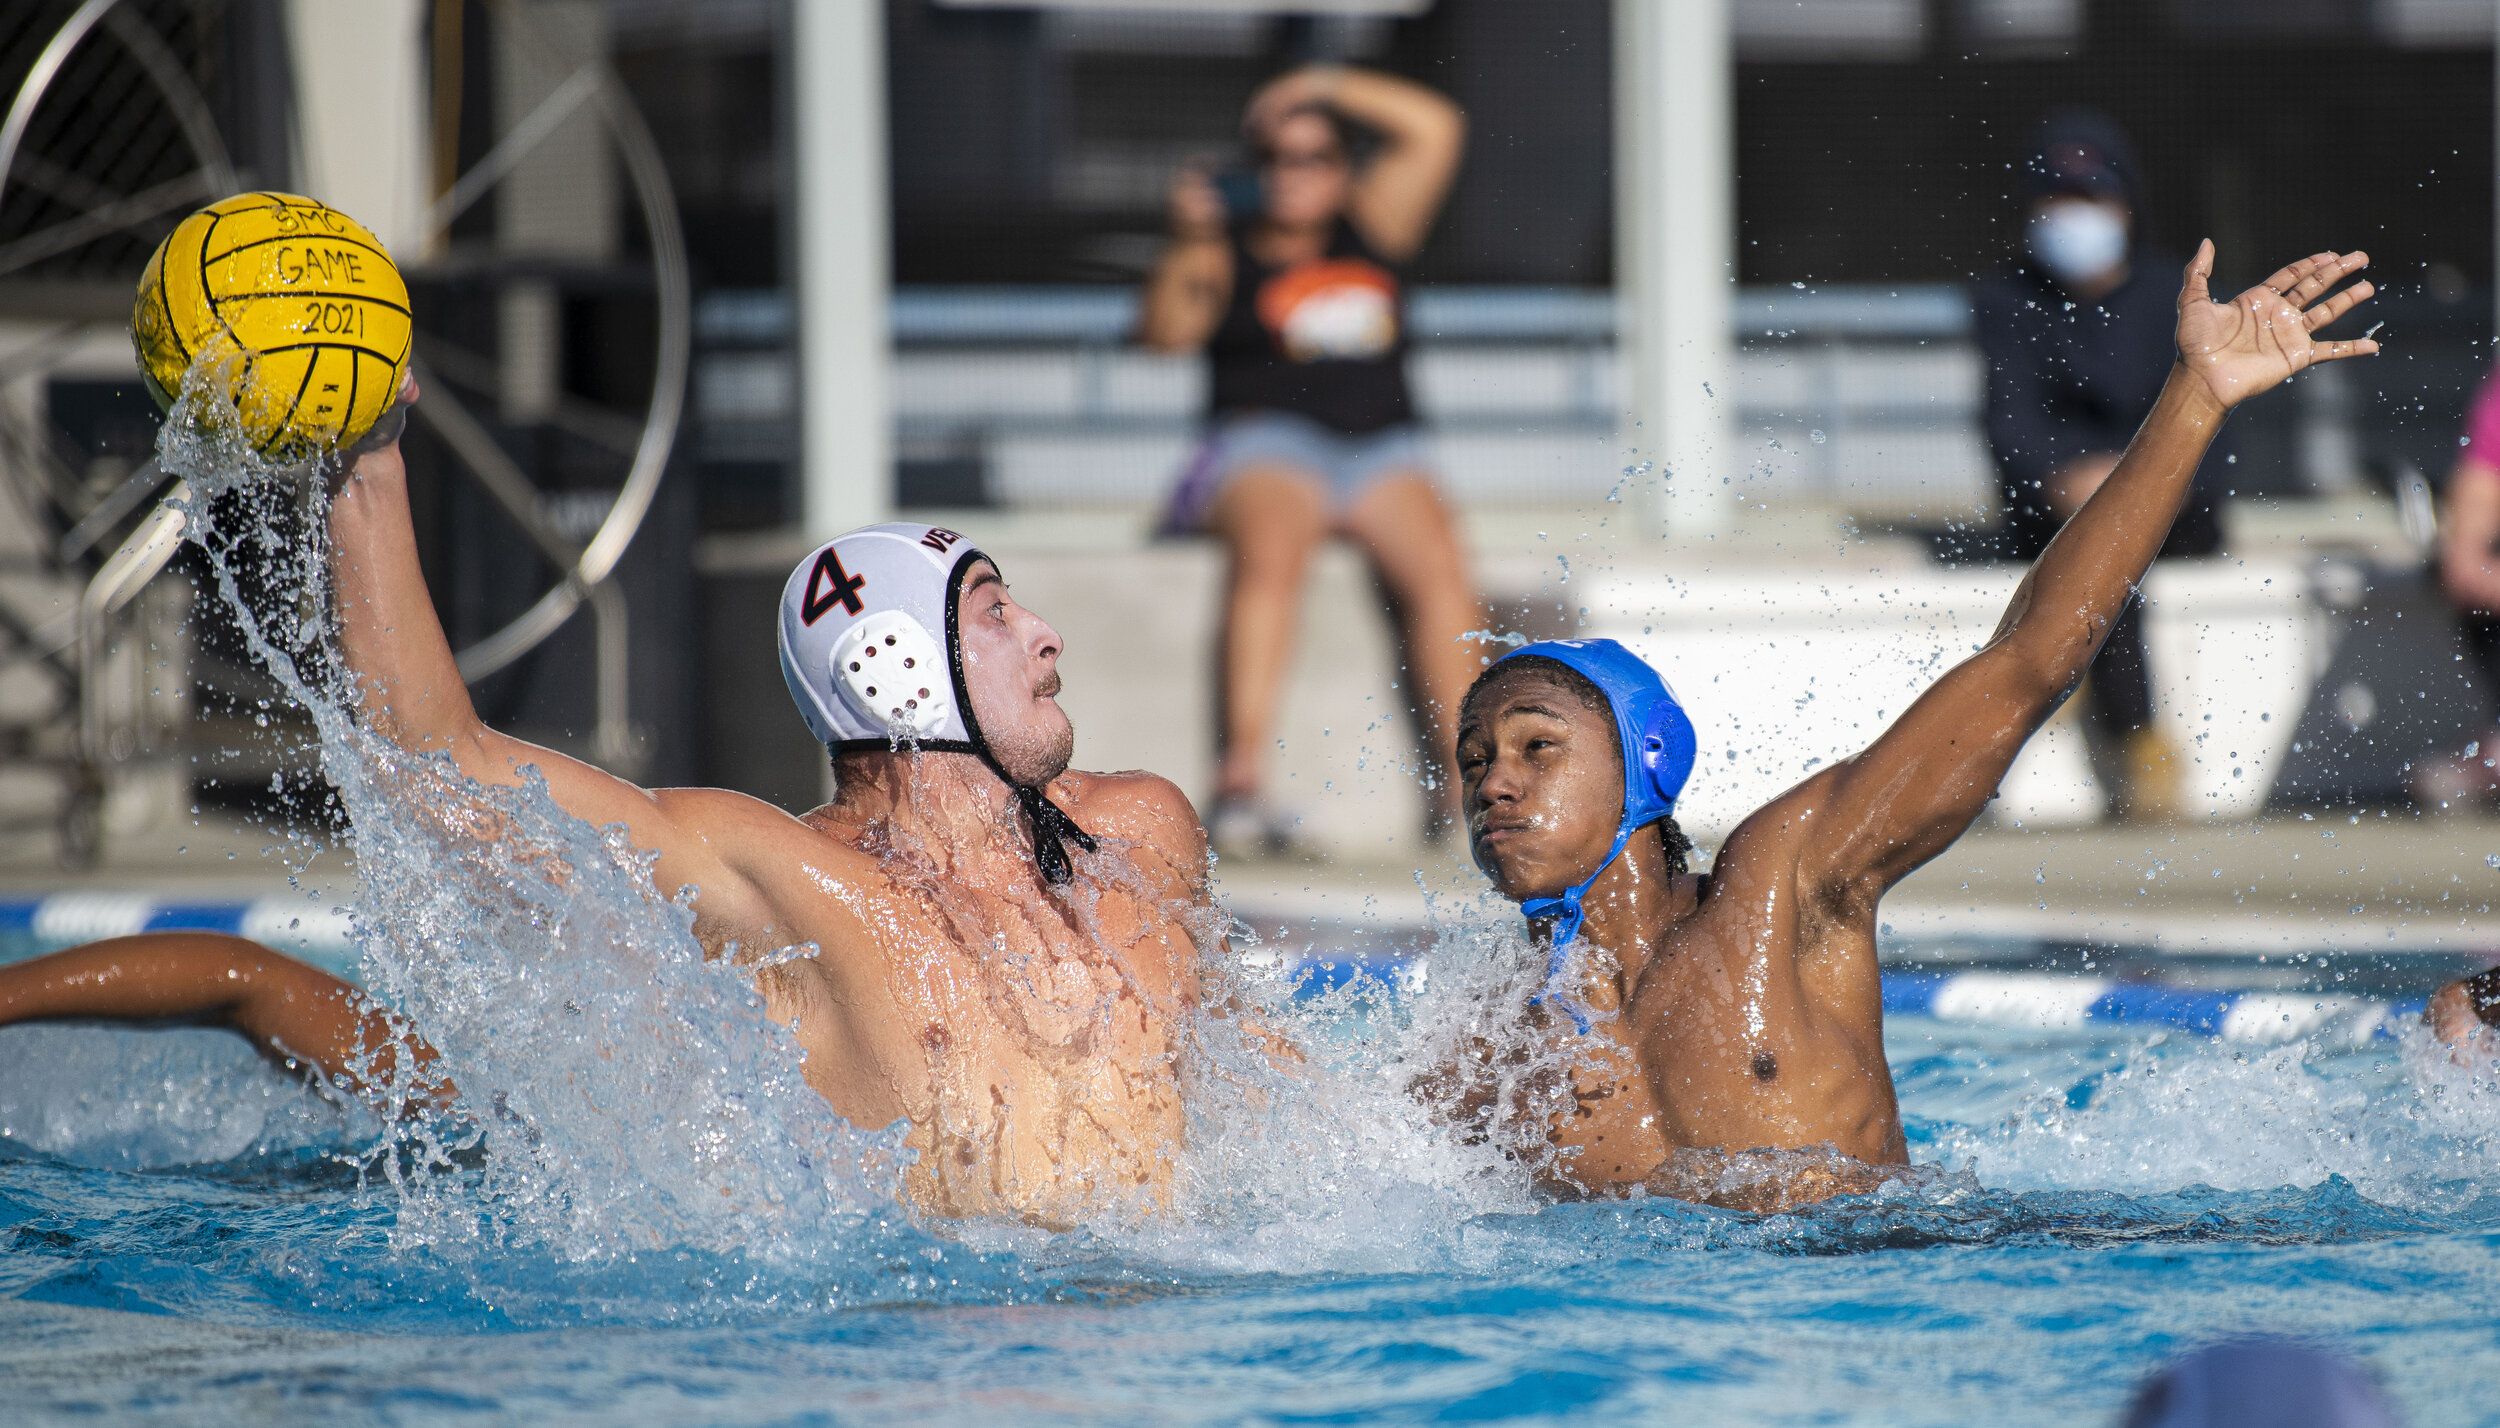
768, 870, 1202, 1222
1630, 907, 1899, 1162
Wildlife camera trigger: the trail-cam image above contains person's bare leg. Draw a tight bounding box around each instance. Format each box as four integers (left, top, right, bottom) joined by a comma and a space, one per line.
1207, 465, 1332, 804
1340, 471, 1482, 830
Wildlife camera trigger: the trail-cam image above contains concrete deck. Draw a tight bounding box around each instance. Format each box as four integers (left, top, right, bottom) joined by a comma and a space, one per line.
1207, 809, 2500, 960
11, 799, 2499, 964
0, 809, 349, 906
7, 490, 2483, 964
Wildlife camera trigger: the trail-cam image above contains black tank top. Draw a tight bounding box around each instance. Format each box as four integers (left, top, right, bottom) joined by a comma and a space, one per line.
1205, 217, 1414, 436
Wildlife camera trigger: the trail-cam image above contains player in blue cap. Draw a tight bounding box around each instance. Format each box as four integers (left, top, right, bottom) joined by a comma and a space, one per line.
1459, 242, 2380, 1201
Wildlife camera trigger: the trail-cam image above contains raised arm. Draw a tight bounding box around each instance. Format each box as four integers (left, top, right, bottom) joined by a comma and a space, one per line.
1792, 245, 2377, 894
1249, 65, 1464, 262
328, 390, 776, 939
0, 934, 447, 1105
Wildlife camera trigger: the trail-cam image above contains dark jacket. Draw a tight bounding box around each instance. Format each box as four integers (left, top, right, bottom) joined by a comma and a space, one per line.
1972, 260, 2235, 561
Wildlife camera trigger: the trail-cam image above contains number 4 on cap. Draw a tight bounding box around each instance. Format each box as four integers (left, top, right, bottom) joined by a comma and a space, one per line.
801, 547, 867, 624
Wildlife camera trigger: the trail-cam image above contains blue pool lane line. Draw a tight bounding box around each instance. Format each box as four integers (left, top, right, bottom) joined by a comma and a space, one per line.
0, 898, 2432, 1044
1291, 958, 2427, 1046
1878, 970, 2424, 1045
0, 893, 353, 958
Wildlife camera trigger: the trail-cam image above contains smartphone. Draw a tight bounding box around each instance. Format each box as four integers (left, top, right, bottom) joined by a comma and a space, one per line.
1214, 167, 1262, 223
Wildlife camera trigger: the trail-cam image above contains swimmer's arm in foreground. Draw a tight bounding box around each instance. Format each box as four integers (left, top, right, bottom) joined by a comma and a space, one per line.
0, 933, 449, 1107
1779, 247, 2378, 894
327, 383, 803, 957
1630, 245, 2377, 1167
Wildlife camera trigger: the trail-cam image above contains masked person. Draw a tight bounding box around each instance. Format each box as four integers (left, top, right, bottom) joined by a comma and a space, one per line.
1460, 247, 2375, 1207
1139, 64, 1479, 857
1972, 110, 2243, 821
0, 391, 1239, 1229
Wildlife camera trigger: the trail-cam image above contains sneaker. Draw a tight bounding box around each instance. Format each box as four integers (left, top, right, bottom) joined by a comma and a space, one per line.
2116, 728, 2183, 823
1207, 795, 1301, 862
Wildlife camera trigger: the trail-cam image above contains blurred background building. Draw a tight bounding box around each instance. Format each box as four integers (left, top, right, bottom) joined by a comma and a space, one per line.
0, 0, 2493, 870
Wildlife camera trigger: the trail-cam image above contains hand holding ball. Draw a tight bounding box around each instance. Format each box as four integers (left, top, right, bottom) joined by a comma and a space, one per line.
132, 192, 413, 457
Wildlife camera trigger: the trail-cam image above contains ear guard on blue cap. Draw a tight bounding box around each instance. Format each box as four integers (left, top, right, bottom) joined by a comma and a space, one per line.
1496, 638, 1697, 1032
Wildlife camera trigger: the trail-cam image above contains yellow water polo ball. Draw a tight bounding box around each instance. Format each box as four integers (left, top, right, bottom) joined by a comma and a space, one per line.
132, 191, 413, 456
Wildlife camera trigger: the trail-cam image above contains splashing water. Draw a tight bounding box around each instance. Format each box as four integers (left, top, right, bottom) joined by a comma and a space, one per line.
137, 347, 1618, 1308
13, 338, 2497, 1426
153, 351, 915, 1298
1900, 1016, 2500, 1220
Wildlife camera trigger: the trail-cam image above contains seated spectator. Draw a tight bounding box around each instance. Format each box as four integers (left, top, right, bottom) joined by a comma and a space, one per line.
1139, 64, 1481, 857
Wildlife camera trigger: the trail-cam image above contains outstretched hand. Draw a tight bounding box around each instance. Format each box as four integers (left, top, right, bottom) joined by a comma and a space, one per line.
2175, 242, 2377, 410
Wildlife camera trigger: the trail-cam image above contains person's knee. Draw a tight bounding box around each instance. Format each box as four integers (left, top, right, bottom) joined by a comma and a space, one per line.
1360, 523, 1474, 609
1222, 493, 1328, 580
1229, 528, 1323, 589
1347, 474, 1464, 564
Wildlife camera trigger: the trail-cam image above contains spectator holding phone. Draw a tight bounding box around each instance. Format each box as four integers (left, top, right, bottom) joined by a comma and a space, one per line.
1140, 65, 1476, 857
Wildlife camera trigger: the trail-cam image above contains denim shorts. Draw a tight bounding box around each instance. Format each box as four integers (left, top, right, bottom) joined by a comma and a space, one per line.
1158, 412, 1431, 534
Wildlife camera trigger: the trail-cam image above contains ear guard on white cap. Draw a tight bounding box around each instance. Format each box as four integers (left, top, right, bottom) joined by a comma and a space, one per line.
778, 521, 1100, 885
830, 610, 954, 739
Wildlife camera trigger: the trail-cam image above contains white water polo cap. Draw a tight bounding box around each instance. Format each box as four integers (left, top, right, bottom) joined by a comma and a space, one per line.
778, 522, 982, 751
777, 522, 1100, 884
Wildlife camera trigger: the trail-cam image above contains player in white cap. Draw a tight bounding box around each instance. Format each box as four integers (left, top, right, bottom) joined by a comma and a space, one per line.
0, 379, 1230, 1227
775, 521, 1102, 885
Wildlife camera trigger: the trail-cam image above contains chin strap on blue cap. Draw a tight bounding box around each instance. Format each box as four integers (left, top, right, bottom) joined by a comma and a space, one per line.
1519, 826, 1636, 1034
1495, 639, 1698, 1034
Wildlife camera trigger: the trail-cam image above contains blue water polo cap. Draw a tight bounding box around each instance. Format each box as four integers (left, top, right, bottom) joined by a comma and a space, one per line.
1498, 638, 1697, 832
1494, 638, 1697, 1029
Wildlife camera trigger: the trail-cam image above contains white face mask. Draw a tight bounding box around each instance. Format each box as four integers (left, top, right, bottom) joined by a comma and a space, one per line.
2027, 200, 2128, 289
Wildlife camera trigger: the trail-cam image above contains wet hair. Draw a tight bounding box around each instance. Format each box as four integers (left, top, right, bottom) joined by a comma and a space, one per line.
1460, 654, 1694, 878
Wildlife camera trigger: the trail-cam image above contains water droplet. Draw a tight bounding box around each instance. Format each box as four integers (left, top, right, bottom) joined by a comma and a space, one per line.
1809, 429, 1827, 445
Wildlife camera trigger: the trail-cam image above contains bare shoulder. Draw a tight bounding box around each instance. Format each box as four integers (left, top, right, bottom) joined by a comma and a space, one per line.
649, 782, 822, 841
631, 783, 912, 986
1698, 765, 1892, 1003
1054, 769, 1208, 864
645, 783, 883, 888
1697, 764, 1852, 909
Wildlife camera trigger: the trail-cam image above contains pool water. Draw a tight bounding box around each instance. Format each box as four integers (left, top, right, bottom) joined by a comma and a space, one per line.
6, 981, 2499, 1426
15, 378, 2490, 1424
